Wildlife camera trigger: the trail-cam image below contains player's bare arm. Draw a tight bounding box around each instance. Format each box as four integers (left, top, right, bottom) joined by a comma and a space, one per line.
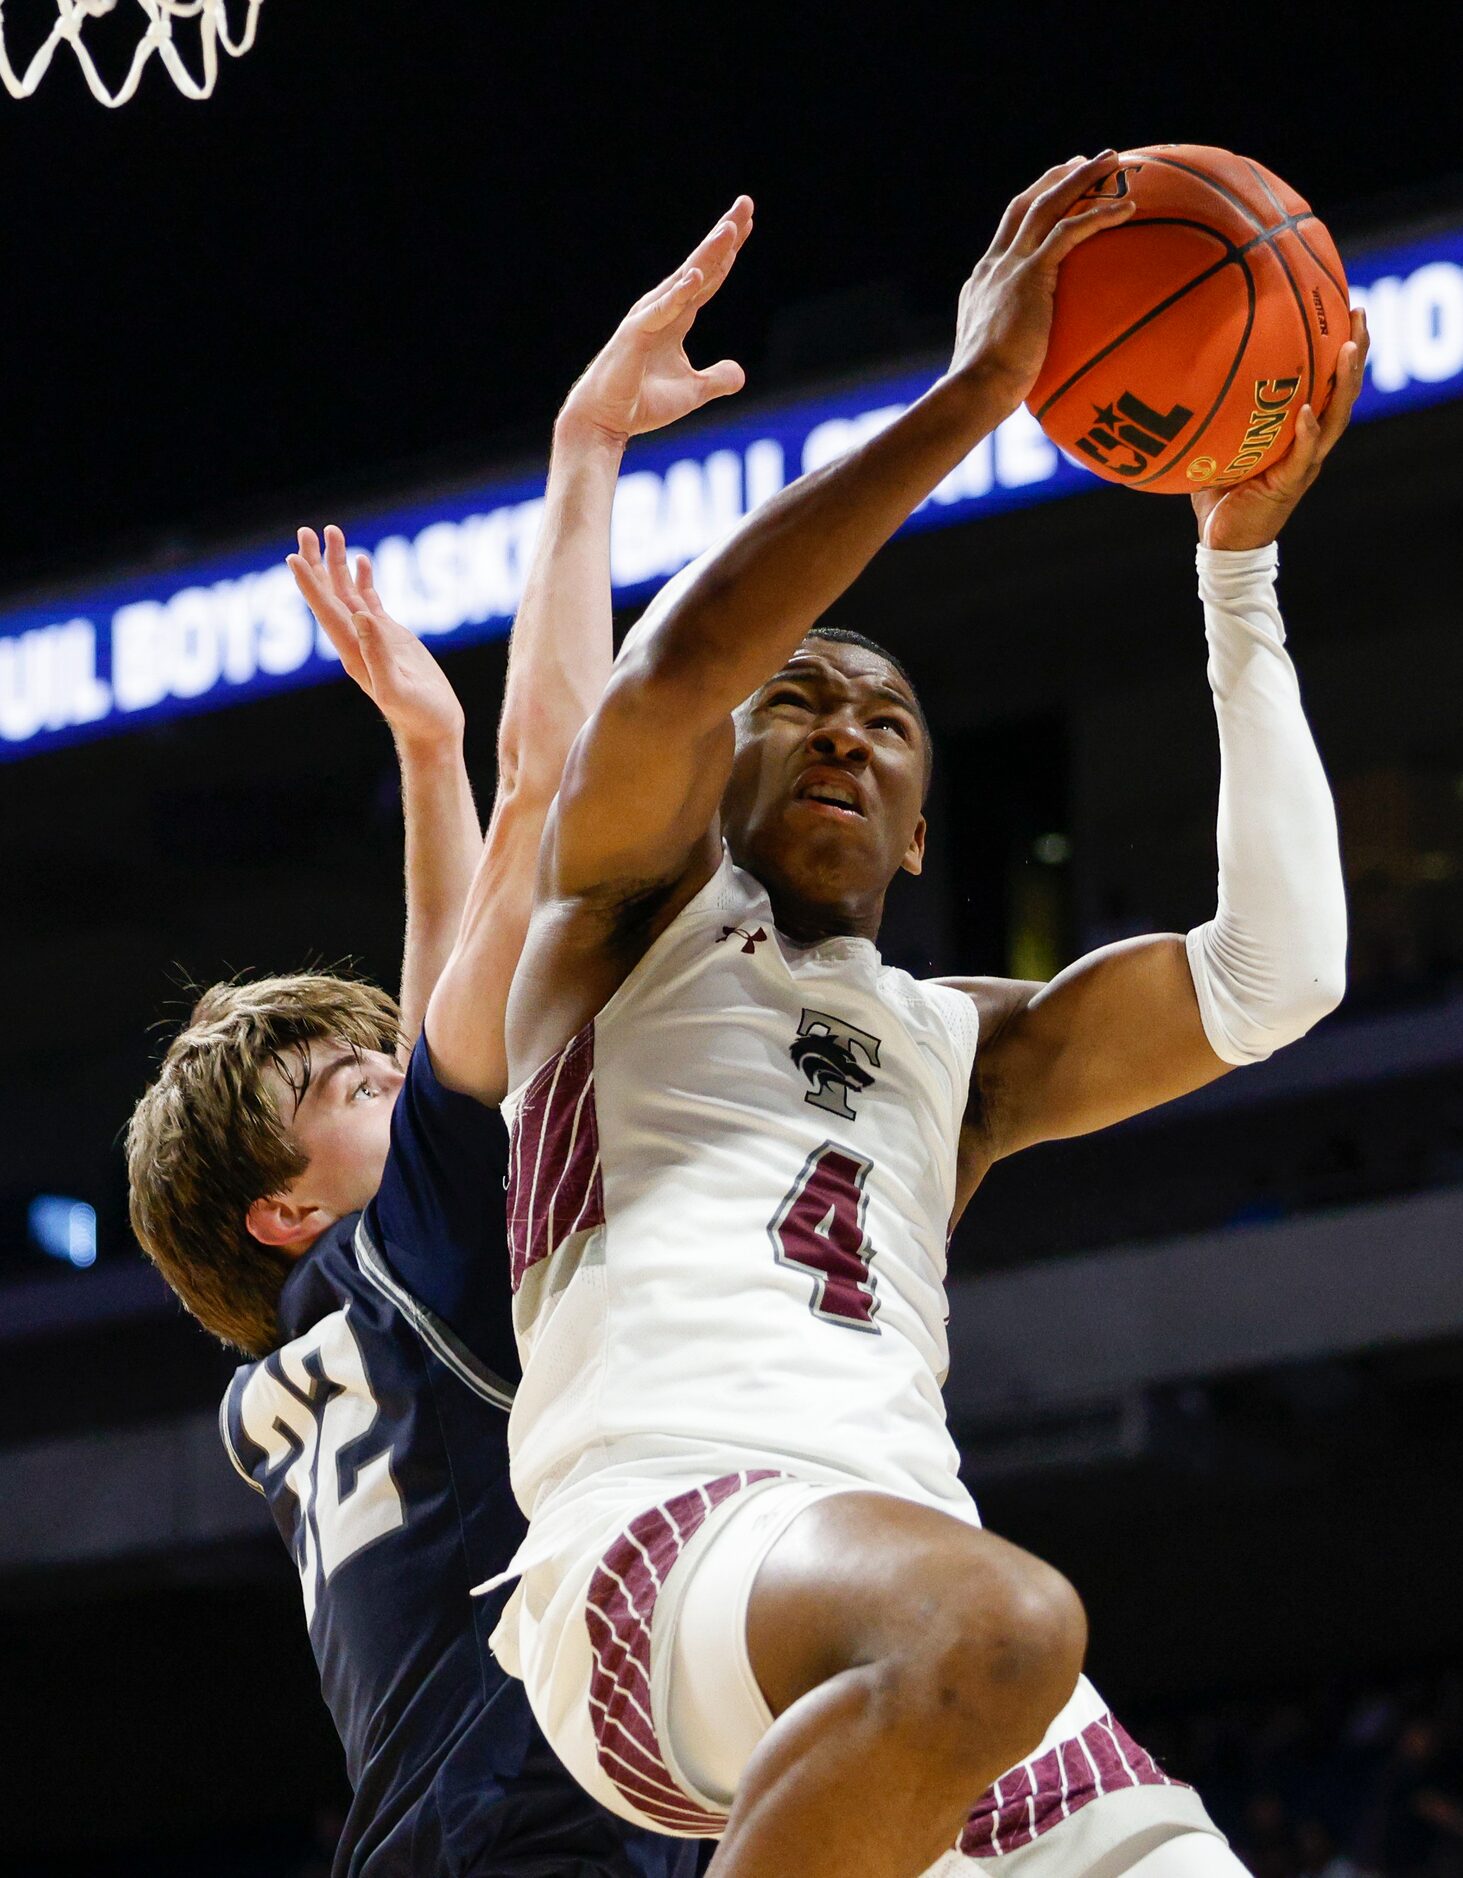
289, 525, 480, 1048
426, 197, 756, 1103
950, 310, 1368, 1204
511, 155, 1139, 1079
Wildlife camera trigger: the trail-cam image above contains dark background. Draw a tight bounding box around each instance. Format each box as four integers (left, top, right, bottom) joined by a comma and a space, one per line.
1, 3, 1461, 1873
2, 0, 1459, 586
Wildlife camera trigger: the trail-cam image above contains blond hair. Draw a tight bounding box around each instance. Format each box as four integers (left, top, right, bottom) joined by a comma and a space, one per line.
127, 974, 401, 1357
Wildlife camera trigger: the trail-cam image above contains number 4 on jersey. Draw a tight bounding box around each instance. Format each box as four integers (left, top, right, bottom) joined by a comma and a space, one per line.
769, 1142, 880, 1331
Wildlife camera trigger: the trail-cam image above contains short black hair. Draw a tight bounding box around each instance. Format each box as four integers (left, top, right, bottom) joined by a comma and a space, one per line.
804, 624, 934, 793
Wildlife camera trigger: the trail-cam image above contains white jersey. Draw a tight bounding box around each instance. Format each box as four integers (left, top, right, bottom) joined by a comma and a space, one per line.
502, 849, 981, 1543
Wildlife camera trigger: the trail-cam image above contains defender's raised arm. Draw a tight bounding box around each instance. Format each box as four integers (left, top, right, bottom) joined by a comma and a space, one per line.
426, 199, 755, 1102
289, 528, 480, 1048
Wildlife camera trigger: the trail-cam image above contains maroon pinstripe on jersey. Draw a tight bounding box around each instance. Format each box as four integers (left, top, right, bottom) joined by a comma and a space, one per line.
507, 1023, 605, 1293
958, 1709, 1177, 1857
584, 1471, 781, 1834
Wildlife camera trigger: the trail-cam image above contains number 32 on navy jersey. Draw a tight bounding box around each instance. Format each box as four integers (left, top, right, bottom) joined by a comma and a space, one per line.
223, 1306, 404, 1623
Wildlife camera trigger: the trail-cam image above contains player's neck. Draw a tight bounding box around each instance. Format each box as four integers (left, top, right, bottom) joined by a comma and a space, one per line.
765, 882, 884, 948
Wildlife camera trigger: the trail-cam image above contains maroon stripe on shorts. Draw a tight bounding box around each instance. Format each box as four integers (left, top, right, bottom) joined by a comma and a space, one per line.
507, 1022, 605, 1292
958, 1711, 1177, 1857
585, 1470, 780, 1834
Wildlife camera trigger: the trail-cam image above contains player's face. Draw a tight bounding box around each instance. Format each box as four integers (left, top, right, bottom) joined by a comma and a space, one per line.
723, 641, 928, 923
274, 1042, 404, 1221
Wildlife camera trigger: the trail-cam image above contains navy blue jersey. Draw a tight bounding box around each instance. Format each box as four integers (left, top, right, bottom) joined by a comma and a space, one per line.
222, 1037, 704, 1878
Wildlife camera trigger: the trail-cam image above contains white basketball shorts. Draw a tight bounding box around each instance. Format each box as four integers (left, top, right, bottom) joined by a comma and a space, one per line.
489, 1469, 1242, 1873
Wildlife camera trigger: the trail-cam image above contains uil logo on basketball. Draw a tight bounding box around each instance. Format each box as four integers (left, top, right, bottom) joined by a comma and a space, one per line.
790, 1009, 882, 1121
1074, 392, 1195, 478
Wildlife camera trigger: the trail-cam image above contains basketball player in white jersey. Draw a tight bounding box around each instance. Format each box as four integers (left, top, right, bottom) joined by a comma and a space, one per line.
468, 155, 1363, 1878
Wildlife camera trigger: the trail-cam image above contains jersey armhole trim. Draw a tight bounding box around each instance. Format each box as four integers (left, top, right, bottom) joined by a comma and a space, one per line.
353, 1219, 516, 1412
504, 845, 737, 1116
918, 977, 982, 1085
218, 1388, 265, 1494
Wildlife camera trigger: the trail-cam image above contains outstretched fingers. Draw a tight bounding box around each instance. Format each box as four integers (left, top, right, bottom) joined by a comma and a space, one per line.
687, 194, 753, 304
637, 264, 706, 334
288, 527, 339, 622
1017, 150, 1126, 255
1269, 311, 1369, 499
1273, 404, 1325, 495
348, 608, 395, 694
288, 528, 369, 686
351, 547, 388, 622
636, 196, 754, 333
991, 157, 1088, 252
630, 196, 752, 322
682, 195, 753, 277
1037, 192, 1137, 264
323, 523, 364, 613
1314, 310, 1369, 461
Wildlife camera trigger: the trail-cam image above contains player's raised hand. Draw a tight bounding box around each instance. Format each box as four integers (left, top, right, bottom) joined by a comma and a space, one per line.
951, 154, 1136, 409
556, 196, 753, 448
287, 525, 465, 751
1193, 308, 1369, 551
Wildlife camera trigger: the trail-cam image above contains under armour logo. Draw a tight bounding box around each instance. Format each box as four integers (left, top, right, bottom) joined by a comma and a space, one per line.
790, 1008, 882, 1121
719, 925, 767, 954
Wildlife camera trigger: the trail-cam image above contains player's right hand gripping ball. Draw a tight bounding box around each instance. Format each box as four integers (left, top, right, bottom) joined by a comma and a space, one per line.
1029, 144, 1350, 495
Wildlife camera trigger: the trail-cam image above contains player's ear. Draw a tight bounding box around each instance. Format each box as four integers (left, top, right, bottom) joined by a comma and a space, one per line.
900, 814, 927, 878
246, 1194, 326, 1255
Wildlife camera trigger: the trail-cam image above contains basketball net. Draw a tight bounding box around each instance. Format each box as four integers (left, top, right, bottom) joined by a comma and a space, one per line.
0, 1, 262, 105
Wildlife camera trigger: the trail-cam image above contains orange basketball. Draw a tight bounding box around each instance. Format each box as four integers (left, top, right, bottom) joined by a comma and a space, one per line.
1029, 145, 1350, 495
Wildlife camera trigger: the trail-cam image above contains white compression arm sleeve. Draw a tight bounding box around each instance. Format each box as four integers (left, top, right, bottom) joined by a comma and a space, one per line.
1185, 543, 1347, 1066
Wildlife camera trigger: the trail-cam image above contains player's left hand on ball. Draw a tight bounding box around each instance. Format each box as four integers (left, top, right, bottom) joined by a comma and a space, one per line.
557, 196, 753, 448
288, 525, 466, 751
1193, 308, 1369, 551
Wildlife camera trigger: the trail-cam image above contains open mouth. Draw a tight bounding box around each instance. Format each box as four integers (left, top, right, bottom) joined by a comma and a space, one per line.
795, 772, 865, 819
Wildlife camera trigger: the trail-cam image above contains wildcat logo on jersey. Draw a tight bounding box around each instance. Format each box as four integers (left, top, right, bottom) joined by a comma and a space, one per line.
790, 1008, 882, 1120
1074, 391, 1194, 477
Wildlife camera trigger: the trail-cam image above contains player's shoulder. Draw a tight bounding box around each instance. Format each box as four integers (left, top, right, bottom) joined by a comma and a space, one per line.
392, 1031, 505, 1156
218, 1215, 365, 1430
367, 1032, 508, 1250
546, 841, 751, 1045
931, 974, 1044, 1047
860, 963, 985, 1099
219, 1208, 514, 1486
277, 1212, 368, 1334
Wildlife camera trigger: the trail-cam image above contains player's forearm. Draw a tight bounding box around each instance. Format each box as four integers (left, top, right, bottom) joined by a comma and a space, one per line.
496, 421, 622, 803
397, 734, 482, 1048
623, 363, 1015, 716
1186, 544, 1347, 1064
422, 427, 622, 1098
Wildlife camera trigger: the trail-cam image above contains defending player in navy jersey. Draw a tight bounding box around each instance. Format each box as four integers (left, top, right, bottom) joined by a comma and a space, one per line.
126, 200, 754, 1878
493, 158, 1366, 1878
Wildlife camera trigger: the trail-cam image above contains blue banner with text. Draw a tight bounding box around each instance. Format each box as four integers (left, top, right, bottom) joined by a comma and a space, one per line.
3, 223, 1461, 761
